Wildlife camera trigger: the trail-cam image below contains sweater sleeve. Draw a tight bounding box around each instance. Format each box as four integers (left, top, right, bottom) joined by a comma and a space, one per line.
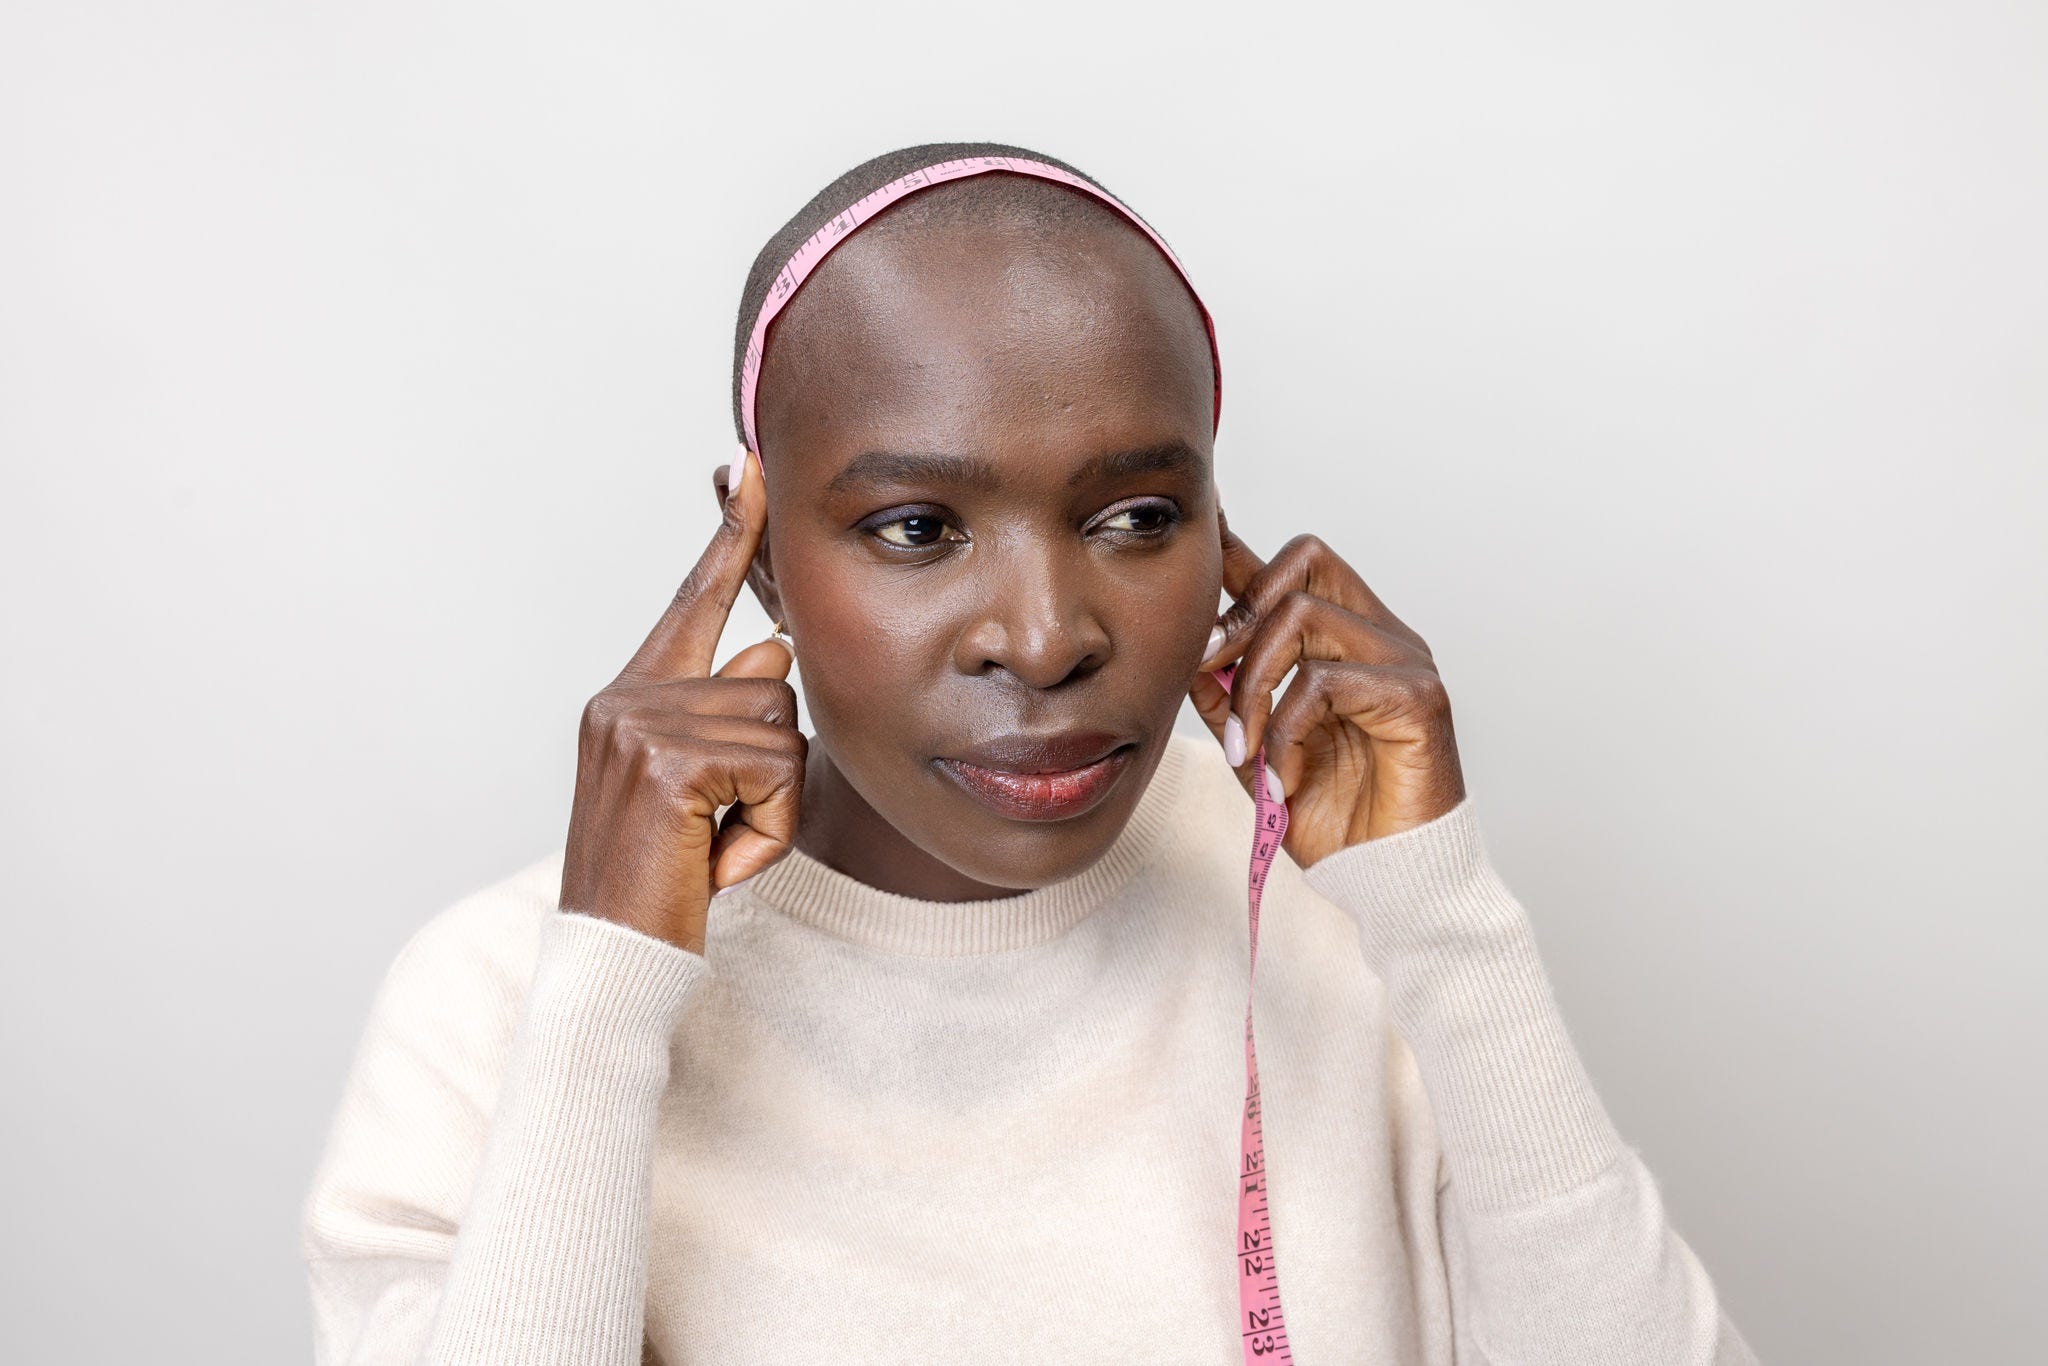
302, 903, 710, 1366
1300, 796, 1760, 1366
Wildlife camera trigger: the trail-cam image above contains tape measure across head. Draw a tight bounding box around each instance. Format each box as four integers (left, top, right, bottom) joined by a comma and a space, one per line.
736, 153, 1222, 459
739, 154, 1288, 1362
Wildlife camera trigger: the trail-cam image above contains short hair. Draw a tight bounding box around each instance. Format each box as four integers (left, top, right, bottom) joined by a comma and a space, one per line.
730, 141, 1199, 448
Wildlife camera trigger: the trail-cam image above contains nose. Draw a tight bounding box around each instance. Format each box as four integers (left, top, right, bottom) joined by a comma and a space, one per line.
952, 536, 1113, 690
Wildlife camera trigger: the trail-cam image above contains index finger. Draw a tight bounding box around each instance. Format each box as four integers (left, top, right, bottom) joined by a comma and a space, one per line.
1217, 505, 1267, 602
1197, 506, 1268, 674
617, 447, 768, 683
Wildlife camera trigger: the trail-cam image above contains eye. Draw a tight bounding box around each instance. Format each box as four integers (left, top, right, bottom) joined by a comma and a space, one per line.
1091, 498, 1181, 537
869, 512, 966, 548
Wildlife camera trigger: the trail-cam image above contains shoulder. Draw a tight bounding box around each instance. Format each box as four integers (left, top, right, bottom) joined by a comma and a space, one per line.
302, 850, 563, 1261
374, 850, 564, 1029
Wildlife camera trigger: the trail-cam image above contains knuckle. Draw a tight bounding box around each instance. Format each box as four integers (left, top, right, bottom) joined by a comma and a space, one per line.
1277, 588, 1319, 624
1237, 637, 1281, 688
671, 562, 714, 612
754, 677, 799, 725
581, 688, 634, 753
1406, 670, 1451, 709
579, 690, 620, 741
626, 725, 669, 771
645, 743, 709, 798
775, 727, 810, 763
718, 493, 749, 536
705, 676, 796, 726
1278, 532, 1325, 564
677, 544, 740, 610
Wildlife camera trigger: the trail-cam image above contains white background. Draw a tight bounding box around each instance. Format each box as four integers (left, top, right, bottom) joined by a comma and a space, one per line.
4, 2, 2044, 1361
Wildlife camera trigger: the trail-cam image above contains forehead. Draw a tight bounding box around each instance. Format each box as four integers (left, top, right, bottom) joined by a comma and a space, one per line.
754, 204, 1215, 474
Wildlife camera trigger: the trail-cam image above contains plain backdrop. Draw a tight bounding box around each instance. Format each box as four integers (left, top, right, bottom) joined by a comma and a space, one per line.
3, 2, 2044, 1361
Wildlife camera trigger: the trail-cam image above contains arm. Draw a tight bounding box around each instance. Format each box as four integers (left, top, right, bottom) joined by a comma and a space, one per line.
302, 903, 708, 1365
1303, 796, 1758, 1365
303, 443, 795, 1362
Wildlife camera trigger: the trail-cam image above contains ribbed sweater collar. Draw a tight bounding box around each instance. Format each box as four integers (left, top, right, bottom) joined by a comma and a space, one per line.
733, 738, 1188, 957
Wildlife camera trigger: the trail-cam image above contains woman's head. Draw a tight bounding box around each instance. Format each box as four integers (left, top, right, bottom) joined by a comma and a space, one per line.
730, 144, 1223, 894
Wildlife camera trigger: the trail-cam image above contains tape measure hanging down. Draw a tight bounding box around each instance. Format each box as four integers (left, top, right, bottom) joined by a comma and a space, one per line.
1213, 663, 1294, 1363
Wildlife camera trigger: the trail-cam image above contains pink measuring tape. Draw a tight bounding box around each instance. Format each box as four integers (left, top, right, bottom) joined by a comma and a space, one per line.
736, 154, 1221, 454
1214, 663, 1296, 1362
741, 154, 1291, 1363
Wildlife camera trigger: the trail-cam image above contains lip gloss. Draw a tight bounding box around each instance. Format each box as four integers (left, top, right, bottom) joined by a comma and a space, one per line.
935, 746, 1137, 822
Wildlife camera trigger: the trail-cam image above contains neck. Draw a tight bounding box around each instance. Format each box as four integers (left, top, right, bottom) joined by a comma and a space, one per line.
792, 745, 1025, 902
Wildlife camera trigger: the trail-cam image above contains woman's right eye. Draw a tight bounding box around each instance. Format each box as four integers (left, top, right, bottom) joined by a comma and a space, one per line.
870, 513, 966, 548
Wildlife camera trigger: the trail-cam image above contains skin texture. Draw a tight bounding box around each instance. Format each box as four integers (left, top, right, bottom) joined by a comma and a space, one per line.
745, 203, 1223, 898
560, 179, 1470, 950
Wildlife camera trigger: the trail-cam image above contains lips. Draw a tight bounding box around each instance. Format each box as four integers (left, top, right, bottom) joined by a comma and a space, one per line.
934, 731, 1139, 823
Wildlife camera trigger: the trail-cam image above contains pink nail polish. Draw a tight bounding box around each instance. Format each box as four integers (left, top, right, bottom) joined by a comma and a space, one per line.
1223, 714, 1246, 767
1263, 764, 1285, 802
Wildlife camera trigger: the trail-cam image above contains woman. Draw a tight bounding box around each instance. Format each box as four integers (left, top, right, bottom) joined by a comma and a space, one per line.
303, 142, 1758, 1365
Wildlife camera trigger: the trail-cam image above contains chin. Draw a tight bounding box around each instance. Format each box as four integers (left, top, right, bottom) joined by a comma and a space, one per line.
917, 734, 1168, 891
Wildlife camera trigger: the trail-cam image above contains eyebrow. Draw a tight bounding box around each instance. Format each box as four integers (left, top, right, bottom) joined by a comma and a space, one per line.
824, 440, 1203, 495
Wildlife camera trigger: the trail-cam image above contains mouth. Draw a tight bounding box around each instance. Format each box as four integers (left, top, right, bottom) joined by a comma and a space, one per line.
933, 731, 1141, 823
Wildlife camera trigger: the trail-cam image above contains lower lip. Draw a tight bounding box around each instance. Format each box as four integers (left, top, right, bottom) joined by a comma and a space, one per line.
935, 745, 1137, 822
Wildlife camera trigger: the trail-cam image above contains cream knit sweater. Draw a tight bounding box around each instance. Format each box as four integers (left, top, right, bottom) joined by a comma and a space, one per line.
302, 734, 1758, 1364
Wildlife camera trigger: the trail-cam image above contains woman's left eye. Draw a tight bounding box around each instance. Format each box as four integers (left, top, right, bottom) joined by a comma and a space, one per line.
870, 513, 966, 548
1094, 501, 1179, 535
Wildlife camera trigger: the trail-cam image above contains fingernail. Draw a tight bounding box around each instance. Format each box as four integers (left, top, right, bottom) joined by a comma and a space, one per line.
1263, 764, 1286, 801
1223, 714, 1246, 767
734, 447, 756, 495
1203, 624, 1225, 660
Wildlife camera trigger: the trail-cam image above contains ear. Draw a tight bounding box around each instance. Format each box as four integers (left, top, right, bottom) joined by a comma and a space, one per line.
713, 460, 785, 624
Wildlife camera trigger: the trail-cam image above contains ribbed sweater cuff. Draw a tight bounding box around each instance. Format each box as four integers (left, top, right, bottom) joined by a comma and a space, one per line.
530, 910, 708, 1037
426, 912, 709, 1365
1302, 797, 1626, 1214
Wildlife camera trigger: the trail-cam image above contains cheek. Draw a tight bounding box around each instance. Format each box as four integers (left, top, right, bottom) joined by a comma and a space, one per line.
776, 548, 943, 751
1133, 529, 1224, 653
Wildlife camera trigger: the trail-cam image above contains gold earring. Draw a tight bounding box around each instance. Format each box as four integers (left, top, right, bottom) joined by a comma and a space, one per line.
770, 619, 793, 648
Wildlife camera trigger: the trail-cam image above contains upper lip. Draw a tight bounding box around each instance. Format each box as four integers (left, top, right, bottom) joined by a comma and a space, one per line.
941, 730, 1135, 774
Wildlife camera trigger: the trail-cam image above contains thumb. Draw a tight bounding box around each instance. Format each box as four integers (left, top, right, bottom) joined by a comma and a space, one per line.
713, 635, 795, 681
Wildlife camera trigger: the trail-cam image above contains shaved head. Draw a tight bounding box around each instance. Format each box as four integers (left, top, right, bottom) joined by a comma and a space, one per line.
755, 177, 1214, 462
730, 141, 1212, 451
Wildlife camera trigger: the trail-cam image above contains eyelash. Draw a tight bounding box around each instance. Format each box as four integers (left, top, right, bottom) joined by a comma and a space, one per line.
858, 498, 1184, 552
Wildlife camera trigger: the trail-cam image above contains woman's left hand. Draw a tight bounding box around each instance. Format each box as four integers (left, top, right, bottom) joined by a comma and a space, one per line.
1188, 512, 1469, 867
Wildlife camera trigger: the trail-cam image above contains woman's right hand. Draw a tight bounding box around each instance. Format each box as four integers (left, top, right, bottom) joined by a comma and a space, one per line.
557, 449, 804, 955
